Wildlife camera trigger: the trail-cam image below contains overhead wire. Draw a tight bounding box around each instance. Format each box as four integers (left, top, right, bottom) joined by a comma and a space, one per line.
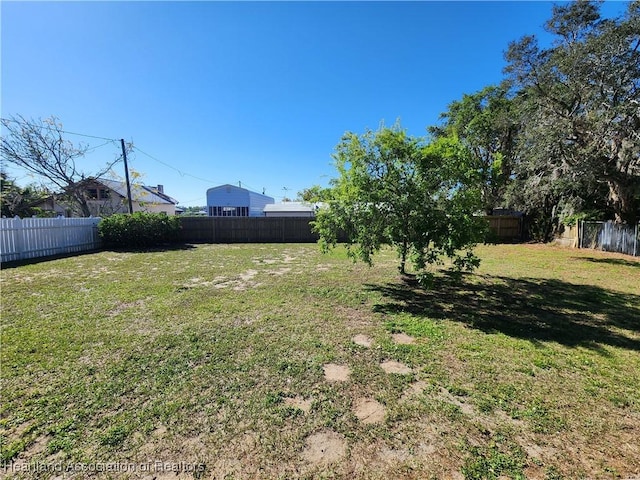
132, 146, 277, 197
84, 139, 119, 154
0, 117, 118, 142
2, 117, 273, 197
132, 146, 222, 185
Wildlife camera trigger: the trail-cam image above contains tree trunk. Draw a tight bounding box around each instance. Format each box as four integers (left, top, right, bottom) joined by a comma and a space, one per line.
399, 239, 408, 275
607, 179, 637, 225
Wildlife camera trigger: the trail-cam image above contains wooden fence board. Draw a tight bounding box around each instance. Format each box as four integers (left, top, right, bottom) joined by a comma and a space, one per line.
179, 217, 321, 243
179, 216, 522, 244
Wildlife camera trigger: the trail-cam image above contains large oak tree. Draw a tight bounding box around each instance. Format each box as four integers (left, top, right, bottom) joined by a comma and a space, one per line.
504, 0, 640, 225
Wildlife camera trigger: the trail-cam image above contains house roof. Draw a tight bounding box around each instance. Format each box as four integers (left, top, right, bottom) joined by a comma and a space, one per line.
206, 184, 274, 201
96, 179, 178, 205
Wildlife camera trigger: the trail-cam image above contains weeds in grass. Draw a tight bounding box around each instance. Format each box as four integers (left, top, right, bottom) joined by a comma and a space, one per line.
1, 244, 639, 478
461, 434, 527, 480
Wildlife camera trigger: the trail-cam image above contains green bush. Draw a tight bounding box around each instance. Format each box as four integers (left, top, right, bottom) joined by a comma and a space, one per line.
98, 212, 181, 248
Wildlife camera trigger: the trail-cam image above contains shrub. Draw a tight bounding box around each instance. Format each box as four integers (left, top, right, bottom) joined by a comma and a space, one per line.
98, 212, 181, 248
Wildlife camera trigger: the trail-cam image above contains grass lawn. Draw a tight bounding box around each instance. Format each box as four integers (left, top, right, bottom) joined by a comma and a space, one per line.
1, 243, 639, 479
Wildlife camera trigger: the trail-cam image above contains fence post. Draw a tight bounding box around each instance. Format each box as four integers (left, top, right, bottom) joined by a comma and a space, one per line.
634, 222, 638, 257
14, 216, 25, 259
579, 220, 583, 249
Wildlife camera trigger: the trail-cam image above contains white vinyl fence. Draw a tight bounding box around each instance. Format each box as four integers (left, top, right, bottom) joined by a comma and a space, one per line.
1, 217, 102, 263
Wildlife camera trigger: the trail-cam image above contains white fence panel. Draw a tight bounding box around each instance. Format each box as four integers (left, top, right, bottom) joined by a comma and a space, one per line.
0, 217, 102, 263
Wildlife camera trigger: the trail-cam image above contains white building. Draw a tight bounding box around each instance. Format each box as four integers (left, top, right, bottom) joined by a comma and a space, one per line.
263, 202, 322, 217
206, 184, 274, 217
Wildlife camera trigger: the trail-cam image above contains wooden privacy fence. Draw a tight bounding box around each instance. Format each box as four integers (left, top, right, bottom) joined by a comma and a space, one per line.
179, 217, 321, 243
485, 216, 522, 242
0, 217, 102, 263
0, 215, 524, 263
179, 215, 522, 244
579, 221, 639, 257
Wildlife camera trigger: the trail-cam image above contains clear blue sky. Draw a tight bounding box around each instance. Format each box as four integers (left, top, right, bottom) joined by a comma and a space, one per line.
1, 1, 629, 206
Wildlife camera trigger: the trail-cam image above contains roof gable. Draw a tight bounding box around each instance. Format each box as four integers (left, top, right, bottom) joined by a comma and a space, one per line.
92, 178, 177, 205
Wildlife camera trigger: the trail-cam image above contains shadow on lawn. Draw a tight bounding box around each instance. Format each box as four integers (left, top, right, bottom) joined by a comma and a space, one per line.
366, 274, 640, 352
574, 256, 640, 268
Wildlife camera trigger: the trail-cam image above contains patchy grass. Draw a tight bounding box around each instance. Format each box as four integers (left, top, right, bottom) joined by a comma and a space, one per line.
1, 243, 639, 479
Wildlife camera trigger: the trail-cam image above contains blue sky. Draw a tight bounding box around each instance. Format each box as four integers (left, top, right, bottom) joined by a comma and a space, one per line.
1, 1, 629, 207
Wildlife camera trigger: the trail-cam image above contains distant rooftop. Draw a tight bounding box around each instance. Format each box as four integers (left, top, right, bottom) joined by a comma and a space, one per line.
97, 178, 178, 205
263, 202, 323, 213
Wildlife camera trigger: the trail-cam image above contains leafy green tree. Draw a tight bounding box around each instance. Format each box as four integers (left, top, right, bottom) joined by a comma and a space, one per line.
297, 185, 334, 203
504, 0, 640, 225
0, 173, 50, 218
181, 206, 207, 216
431, 85, 519, 215
313, 123, 485, 280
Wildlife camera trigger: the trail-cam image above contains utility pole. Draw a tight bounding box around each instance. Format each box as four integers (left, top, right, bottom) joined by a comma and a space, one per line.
120, 139, 134, 214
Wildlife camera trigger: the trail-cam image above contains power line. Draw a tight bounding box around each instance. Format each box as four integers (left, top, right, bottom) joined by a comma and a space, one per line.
1, 117, 273, 194
0, 117, 118, 142
132, 146, 221, 185
84, 139, 118, 154
132, 146, 280, 197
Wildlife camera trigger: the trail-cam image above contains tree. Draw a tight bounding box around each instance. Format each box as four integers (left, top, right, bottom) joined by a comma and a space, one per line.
431, 85, 519, 215
297, 185, 334, 203
504, 0, 640, 225
313, 123, 485, 280
181, 206, 207, 216
0, 173, 50, 218
1, 115, 124, 217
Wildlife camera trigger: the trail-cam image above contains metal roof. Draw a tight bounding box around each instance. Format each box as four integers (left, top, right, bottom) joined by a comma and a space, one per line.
263, 202, 323, 212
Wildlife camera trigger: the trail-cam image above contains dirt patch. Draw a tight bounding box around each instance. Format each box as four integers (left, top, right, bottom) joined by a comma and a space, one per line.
380, 360, 412, 375
284, 396, 312, 414
436, 387, 475, 416
352, 334, 373, 348
301, 430, 347, 465
107, 298, 147, 318
239, 269, 258, 281
353, 398, 386, 424
152, 425, 168, 437
391, 333, 416, 345
377, 446, 411, 463
323, 363, 351, 382
400, 380, 428, 402
334, 305, 373, 329
208, 271, 262, 291
268, 267, 291, 276
22, 435, 48, 457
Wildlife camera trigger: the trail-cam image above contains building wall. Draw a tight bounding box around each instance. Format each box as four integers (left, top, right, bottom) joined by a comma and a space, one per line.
133, 202, 176, 215
248, 191, 275, 217
206, 184, 274, 217
264, 211, 315, 217
86, 198, 176, 216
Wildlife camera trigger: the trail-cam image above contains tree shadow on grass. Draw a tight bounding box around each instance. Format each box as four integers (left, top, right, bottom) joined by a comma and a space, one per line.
573, 256, 640, 268
366, 274, 640, 352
